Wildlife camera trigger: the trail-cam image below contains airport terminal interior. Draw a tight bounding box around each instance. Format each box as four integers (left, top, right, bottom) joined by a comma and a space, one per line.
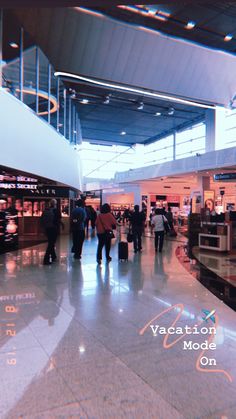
1, 1, 236, 418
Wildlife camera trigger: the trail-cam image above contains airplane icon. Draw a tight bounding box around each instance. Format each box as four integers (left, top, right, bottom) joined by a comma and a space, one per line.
202, 309, 216, 323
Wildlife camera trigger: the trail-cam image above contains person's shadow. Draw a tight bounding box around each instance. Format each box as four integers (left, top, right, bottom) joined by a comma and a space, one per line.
128, 253, 144, 292
154, 253, 168, 283
68, 262, 84, 308
96, 263, 111, 293
38, 276, 63, 326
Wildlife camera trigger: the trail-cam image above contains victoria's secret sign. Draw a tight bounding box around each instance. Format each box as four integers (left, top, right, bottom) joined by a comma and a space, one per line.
0, 175, 38, 190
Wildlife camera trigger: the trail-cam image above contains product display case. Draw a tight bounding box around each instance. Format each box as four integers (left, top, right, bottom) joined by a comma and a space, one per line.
199, 222, 231, 252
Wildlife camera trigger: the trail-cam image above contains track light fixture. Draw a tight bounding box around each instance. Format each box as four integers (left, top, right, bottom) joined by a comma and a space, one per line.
55, 72, 217, 110
104, 95, 110, 104
137, 102, 144, 110
168, 107, 175, 115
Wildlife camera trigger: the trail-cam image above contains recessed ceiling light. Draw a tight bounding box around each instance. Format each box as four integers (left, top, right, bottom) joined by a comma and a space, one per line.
224, 34, 233, 42
137, 102, 144, 110
73, 130, 77, 134
9, 42, 19, 48
185, 21, 196, 30
155, 112, 161, 116
80, 98, 89, 104
120, 131, 126, 135
58, 123, 63, 127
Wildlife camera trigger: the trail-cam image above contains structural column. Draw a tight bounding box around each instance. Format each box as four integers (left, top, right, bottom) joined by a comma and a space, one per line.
205, 108, 225, 153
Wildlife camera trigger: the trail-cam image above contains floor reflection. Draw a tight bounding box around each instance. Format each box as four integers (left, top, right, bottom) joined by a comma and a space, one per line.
176, 245, 236, 311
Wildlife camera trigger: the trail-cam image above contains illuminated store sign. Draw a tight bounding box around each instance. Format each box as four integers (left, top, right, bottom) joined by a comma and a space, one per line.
0, 183, 38, 189
214, 173, 236, 181
0, 175, 37, 182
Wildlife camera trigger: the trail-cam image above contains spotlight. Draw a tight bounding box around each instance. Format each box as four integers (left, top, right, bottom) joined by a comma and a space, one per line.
103, 95, 110, 104
9, 42, 19, 48
224, 34, 233, 42
155, 112, 161, 116
185, 21, 196, 30
168, 107, 174, 115
120, 131, 126, 135
137, 102, 144, 110
80, 99, 89, 104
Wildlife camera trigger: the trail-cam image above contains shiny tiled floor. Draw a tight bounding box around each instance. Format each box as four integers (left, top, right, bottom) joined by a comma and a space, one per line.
0, 231, 236, 419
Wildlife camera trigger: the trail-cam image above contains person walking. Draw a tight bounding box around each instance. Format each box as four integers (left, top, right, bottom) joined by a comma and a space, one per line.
41, 199, 61, 265
151, 208, 168, 253
71, 199, 87, 259
130, 205, 145, 253
95, 203, 116, 264
90, 206, 97, 230
166, 206, 174, 230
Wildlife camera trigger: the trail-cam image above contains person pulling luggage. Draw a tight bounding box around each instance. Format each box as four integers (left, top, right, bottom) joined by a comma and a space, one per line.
95, 204, 117, 265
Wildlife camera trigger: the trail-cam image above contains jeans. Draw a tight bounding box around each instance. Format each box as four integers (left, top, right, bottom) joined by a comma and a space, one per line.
72, 229, 85, 257
154, 231, 164, 252
97, 233, 111, 261
44, 227, 58, 263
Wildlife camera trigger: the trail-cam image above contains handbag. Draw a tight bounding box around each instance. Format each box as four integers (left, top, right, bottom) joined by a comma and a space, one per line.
162, 215, 170, 233
100, 215, 115, 239
105, 230, 115, 239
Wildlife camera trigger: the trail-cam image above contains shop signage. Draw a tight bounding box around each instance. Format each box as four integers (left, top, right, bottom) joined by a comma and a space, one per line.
0, 183, 38, 190
167, 195, 180, 203
214, 173, 236, 181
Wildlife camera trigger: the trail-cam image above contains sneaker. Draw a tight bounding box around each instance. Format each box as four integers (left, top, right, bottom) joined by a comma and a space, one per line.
43, 261, 51, 265
106, 256, 112, 262
97, 259, 102, 265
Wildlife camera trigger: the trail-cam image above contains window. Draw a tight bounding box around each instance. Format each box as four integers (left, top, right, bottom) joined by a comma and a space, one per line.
176, 123, 205, 159
144, 135, 173, 165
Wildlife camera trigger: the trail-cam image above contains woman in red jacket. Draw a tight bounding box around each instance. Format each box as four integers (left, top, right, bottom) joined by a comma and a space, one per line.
95, 203, 117, 264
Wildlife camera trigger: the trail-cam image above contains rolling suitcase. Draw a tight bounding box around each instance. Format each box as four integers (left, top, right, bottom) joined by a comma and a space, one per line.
118, 241, 128, 261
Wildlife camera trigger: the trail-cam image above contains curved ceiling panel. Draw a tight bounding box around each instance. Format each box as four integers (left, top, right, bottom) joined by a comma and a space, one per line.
13, 7, 236, 109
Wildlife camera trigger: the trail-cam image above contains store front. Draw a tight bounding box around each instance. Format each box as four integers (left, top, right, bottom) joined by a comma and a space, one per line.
0, 168, 79, 253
